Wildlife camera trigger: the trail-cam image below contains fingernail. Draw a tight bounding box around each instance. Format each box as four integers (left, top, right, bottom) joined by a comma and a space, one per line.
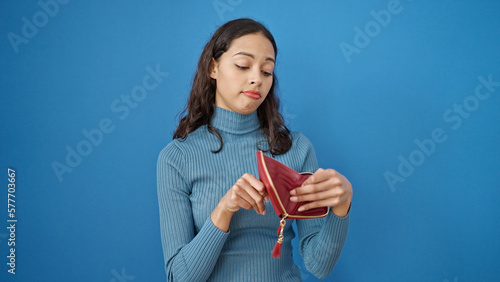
290, 190, 296, 195
290, 196, 298, 202
262, 210, 266, 215
298, 206, 304, 212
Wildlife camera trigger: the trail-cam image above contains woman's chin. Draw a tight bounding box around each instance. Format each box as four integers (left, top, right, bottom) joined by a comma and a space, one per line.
237, 103, 261, 115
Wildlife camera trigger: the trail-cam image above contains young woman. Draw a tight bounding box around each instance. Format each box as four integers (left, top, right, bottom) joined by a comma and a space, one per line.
157, 18, 352, 281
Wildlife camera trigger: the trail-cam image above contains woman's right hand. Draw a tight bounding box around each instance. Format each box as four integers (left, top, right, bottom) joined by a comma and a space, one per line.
221, 173, 268, 215
211, 173, 268, 232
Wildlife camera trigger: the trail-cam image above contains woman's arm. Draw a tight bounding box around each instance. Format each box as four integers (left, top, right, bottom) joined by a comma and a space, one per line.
157, 143, 229, 281
296, 209, 350, 278
292, 133, 352, 278
157, 143, 267, 281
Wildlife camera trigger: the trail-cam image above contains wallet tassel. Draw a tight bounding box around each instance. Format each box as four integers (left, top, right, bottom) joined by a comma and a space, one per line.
272, 216, 287, 258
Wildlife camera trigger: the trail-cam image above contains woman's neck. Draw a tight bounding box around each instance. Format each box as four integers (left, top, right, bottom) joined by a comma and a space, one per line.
210, 106, 260, 134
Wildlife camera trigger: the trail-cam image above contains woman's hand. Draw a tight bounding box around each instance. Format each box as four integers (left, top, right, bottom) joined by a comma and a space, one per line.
211, 173, 268, 232
290, 168, 352, 217
221, 173, 268, 215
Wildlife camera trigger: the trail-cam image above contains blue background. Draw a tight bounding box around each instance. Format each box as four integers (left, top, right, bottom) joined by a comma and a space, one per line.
1, 0, 499, 281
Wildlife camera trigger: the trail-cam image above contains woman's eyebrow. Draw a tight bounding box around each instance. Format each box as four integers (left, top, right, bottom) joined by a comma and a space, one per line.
233, 51, 275, 63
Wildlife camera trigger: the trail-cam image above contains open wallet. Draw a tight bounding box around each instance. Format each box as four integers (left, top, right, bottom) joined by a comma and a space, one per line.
256, 151, 329, 258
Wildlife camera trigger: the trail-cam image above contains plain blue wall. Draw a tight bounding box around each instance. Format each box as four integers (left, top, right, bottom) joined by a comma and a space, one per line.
1, 1, 499, 281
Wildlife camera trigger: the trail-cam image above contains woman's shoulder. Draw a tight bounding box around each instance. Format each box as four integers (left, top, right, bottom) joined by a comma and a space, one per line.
157, 139, 185, 166
157, 126, 213, 161
290, 131, 315, 150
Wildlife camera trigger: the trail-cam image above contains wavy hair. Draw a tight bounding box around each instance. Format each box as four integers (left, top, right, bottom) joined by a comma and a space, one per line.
173, 18, 292, 155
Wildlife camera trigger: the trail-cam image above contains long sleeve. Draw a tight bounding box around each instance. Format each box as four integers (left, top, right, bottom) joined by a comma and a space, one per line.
157, 142, 229, 281
156, 107, 350, 281
294, 133, 351, 279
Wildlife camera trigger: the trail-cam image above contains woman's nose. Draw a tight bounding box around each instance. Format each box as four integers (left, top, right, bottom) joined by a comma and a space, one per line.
249, 68, 262, 85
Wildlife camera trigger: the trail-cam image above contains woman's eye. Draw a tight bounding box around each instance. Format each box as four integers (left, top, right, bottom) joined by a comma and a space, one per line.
236, 64, 272, 76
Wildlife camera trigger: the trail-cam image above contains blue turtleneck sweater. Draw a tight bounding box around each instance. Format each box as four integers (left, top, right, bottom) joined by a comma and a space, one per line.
157, 106, 350, 281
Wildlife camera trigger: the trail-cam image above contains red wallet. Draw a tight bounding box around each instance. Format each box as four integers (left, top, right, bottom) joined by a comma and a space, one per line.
256, 151, 329, 258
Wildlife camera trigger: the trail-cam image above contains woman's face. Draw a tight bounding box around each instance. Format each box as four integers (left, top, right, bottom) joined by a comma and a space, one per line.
210, 32, 275, 115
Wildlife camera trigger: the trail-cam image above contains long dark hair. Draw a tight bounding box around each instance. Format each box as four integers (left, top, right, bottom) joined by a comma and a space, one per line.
173, 18, 292, 155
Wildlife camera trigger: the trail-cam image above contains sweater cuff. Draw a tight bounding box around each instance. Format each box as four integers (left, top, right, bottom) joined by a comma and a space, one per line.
325, 204, 350, 232
200, 215, 230, 244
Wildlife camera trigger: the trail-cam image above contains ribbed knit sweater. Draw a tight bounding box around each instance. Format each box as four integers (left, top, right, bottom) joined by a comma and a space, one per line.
157, 106, 350, 281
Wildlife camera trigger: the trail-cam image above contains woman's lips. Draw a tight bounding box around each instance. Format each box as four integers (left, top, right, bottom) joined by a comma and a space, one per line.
242, 90, 261, 99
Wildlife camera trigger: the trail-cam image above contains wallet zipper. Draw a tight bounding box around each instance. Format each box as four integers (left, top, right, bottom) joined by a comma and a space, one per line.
258, 151, 329, 219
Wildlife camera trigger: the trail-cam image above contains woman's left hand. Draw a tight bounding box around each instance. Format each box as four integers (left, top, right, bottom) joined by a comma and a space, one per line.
290, 168, 352, 217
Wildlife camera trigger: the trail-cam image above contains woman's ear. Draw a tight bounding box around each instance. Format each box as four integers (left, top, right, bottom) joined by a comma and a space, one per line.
209, 58, 218, 79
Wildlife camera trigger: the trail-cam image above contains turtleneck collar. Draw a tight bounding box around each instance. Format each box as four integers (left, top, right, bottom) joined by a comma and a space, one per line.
210, 106, 261, 134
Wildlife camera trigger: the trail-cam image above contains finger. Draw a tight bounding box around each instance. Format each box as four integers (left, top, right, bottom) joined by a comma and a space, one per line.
233, 178, 266, 214
290, 187, 342, 203
297, 195, 347, 212
229, 185, 253, 210
302, 168, 341, 187
228, 193, 252, 211
231, 188, 257, 211
246, 188, 267, 215
239, 180, 267, 214
292, 177, 342, 196
301, 168, 329, 186
241, 173, 267, 197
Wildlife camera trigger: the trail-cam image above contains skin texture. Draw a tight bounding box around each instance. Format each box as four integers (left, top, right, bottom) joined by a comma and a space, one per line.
210, 33, 275, 115
209, 33, 352, 233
